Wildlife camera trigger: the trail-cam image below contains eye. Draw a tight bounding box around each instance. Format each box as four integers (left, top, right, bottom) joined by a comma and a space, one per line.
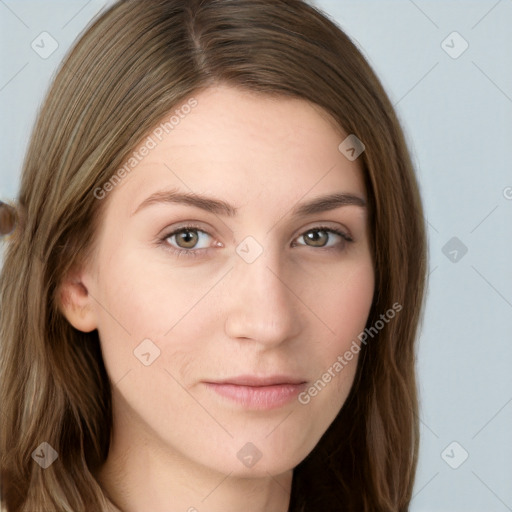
293, 226, 353, 250
161, 225, 216, 256
159, 224, 353, 259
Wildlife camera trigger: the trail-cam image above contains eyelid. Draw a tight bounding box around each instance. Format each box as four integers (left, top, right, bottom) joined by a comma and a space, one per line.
291, 221, 353, 243
159, 221, 218, 241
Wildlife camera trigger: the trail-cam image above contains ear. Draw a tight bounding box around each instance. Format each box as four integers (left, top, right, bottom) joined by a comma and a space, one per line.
57, 270, 98, 333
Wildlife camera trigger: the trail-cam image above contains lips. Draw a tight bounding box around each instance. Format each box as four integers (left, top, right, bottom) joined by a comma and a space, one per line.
207, 375, 307, 387
203, 375, 308, 410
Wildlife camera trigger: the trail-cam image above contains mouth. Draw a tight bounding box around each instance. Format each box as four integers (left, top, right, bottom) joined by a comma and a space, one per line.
202, 375, 308, 410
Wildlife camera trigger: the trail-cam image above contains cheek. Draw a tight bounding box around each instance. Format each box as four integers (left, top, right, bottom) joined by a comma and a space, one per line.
94, 245, 201, 334
305, 256, 375, 343
91, 244, 221, 384
299, 259, 374, 402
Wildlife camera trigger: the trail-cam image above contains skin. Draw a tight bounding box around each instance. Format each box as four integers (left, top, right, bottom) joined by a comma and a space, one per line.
59, 84, 375, 512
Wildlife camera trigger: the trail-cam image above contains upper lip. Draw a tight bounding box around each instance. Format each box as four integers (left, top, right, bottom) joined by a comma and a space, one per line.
205, 375, 307, 386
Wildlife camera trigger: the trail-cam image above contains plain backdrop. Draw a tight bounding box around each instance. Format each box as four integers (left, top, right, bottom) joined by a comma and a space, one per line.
1, 1, 511, 510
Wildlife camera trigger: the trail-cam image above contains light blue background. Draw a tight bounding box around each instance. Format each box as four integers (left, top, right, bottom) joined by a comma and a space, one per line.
1, 1, 511, 510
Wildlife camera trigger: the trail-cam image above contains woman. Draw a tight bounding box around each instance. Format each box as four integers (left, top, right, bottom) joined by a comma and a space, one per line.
0, 0, 427, 510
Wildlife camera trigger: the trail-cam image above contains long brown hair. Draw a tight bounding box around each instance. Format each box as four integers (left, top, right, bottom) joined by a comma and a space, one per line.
0, 1, 427, 510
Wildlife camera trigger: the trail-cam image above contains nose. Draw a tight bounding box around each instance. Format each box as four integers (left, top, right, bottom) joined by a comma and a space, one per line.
223, 246, 303, 347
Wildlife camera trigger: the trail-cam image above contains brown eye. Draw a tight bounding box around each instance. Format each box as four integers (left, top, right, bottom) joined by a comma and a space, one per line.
162, 226, 214, 254
303, 229, 329, 247
174, 229, 200, 249
294, 226, 352, 251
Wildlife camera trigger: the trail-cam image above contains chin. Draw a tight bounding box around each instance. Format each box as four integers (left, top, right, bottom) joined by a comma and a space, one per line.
204, 441, 313, 478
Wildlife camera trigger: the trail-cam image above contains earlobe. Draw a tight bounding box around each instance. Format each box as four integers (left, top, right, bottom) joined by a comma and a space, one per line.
58, 275, 98, 333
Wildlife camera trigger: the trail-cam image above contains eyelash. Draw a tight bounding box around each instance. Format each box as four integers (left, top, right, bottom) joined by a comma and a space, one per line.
159, 223, 353, 259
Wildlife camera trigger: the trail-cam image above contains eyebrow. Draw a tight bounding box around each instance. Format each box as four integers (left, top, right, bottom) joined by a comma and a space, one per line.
131, 188, 366, 217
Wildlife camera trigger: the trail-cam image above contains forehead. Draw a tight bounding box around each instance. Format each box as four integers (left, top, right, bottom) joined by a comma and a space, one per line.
108, 84, 366, 215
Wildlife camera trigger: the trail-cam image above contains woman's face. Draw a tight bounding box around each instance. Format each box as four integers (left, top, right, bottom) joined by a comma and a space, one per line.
73, 84, 374, 478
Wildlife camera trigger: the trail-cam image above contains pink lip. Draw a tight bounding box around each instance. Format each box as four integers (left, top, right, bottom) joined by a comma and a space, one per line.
203, 375, 307, 410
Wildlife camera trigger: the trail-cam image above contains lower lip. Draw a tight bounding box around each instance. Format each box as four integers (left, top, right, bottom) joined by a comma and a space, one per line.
204, 382, 307, 410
